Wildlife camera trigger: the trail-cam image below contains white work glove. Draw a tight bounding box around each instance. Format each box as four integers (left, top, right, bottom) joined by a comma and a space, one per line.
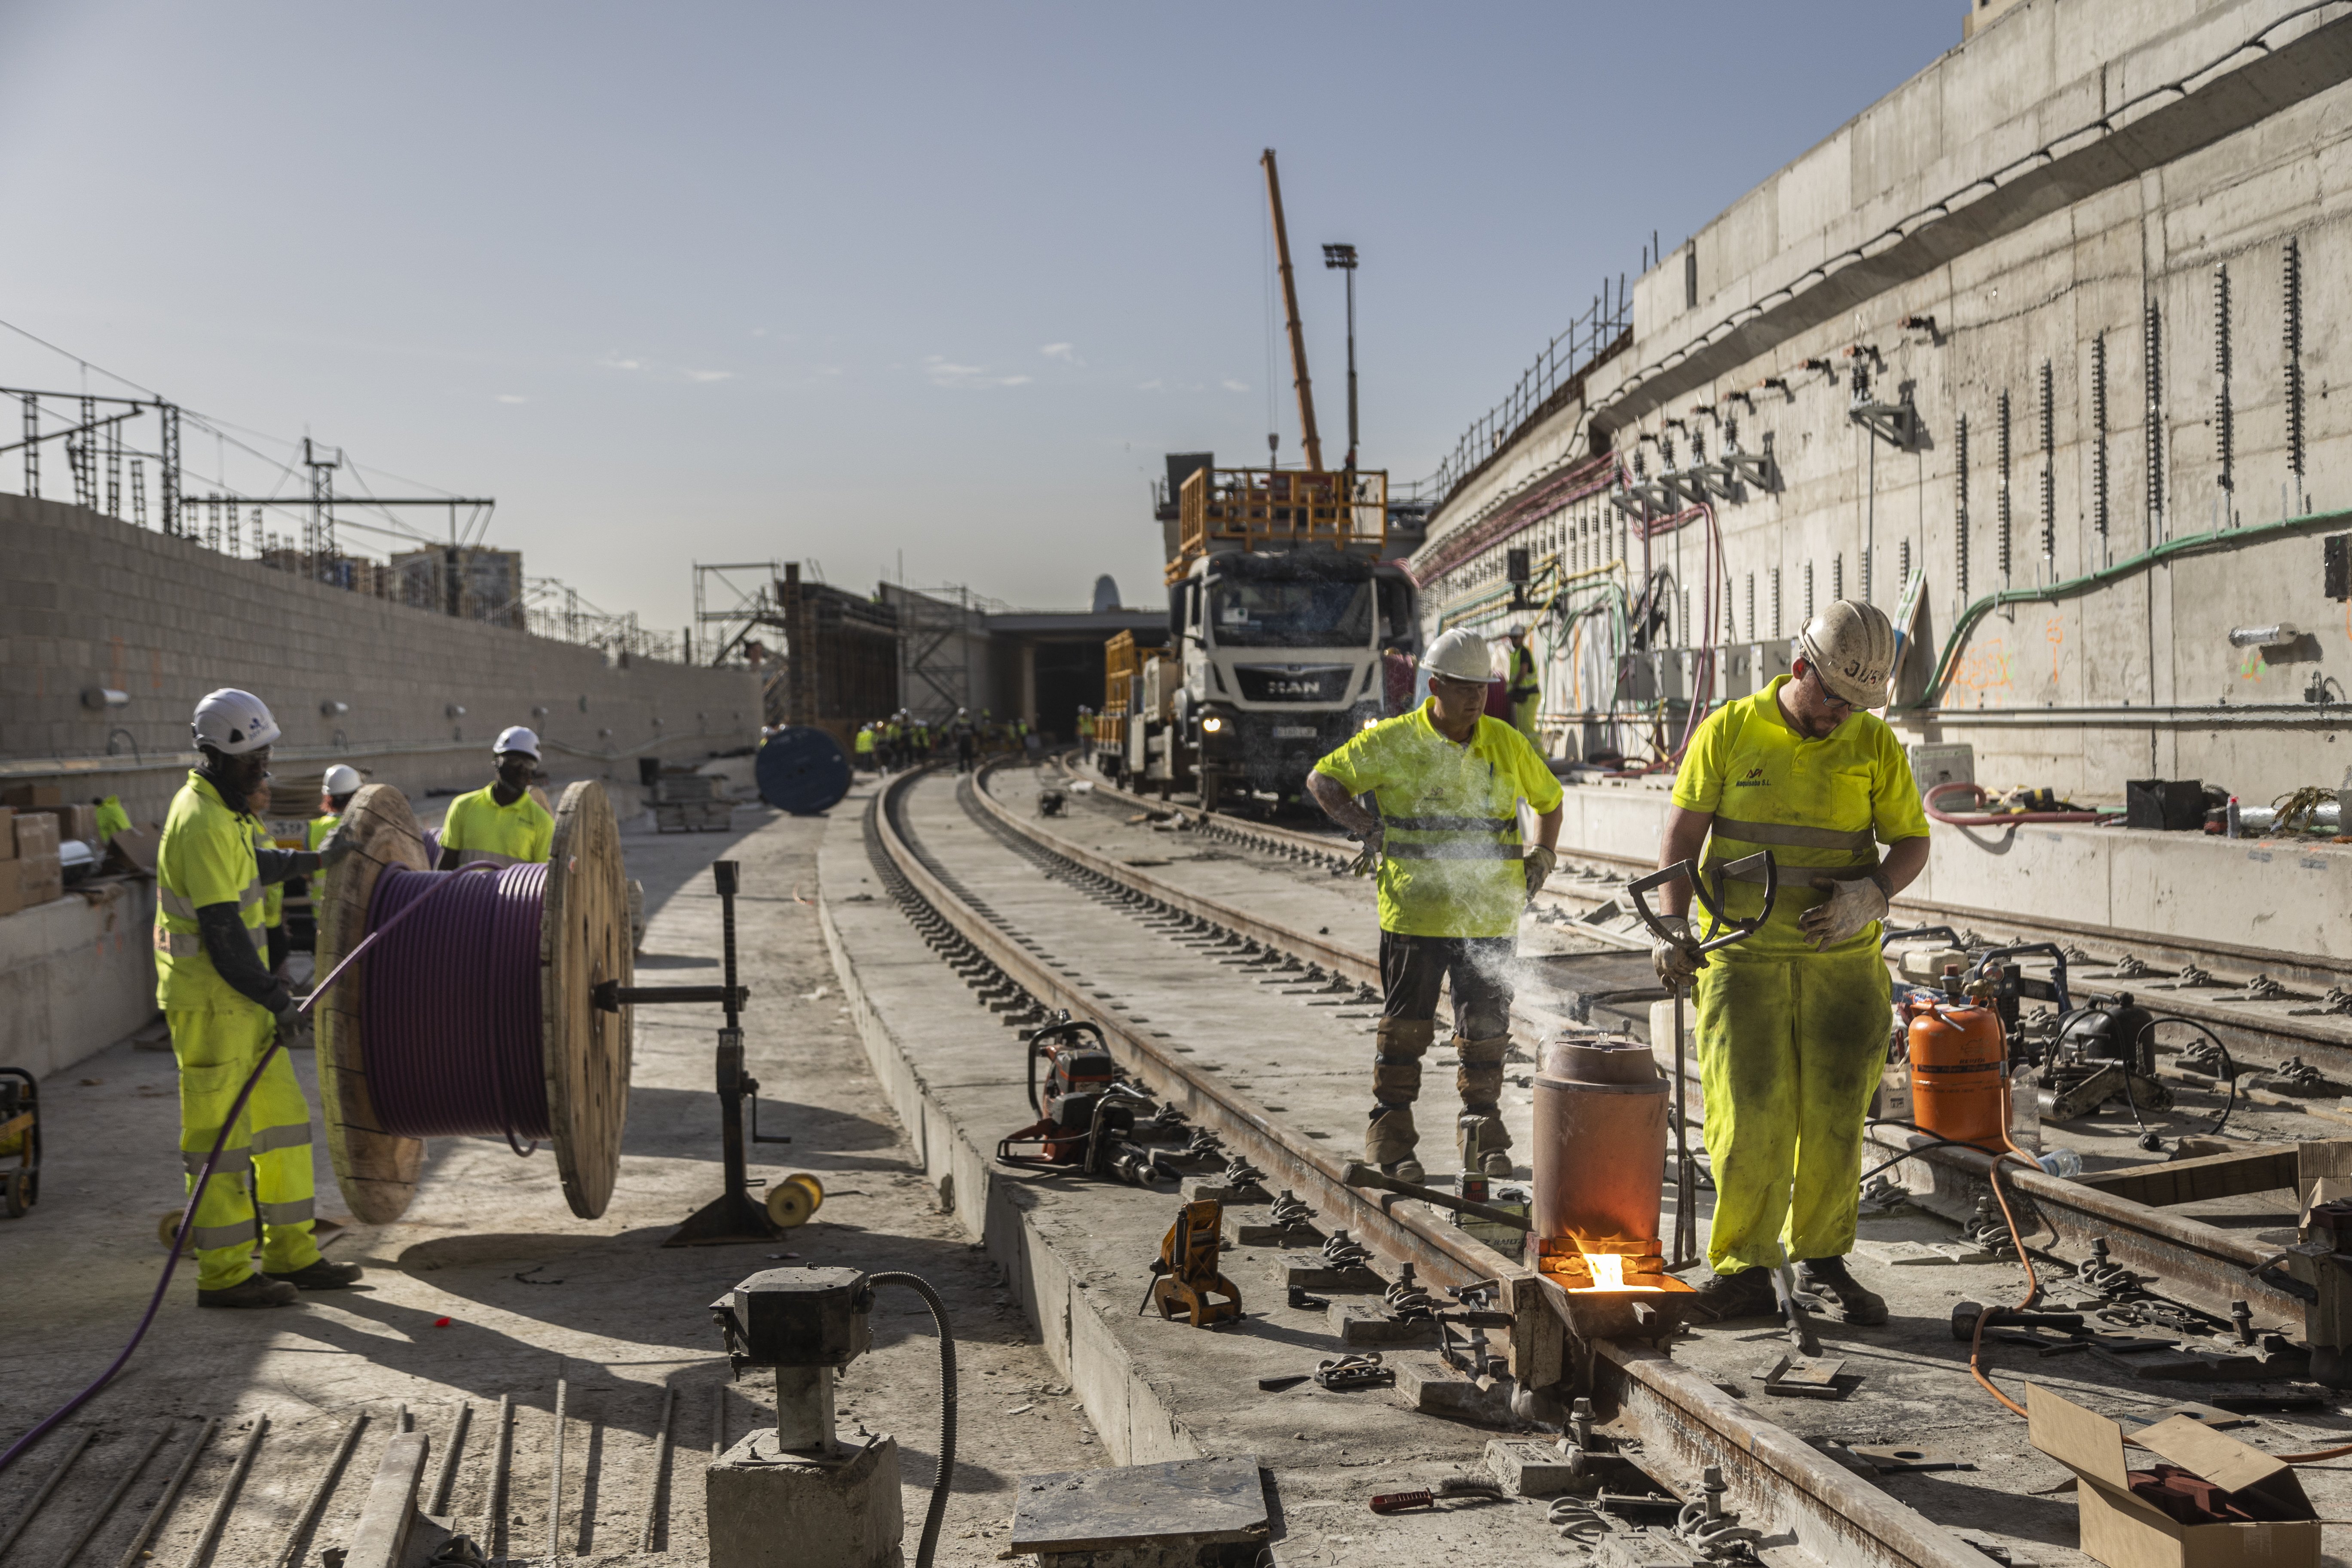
1522, 844, 1558, 899
317, 820, 356, 868
1800, 873, 1890, 951
1651, 916, 1706, 988
271, 996, 310, 1047
1344, 824, 1384, 877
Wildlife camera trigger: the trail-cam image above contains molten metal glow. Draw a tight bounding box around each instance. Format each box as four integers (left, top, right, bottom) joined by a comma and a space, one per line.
1573, 1253, 1662, 1292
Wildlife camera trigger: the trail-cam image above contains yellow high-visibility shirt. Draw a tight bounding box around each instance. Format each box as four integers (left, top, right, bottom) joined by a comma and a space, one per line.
154, 772, 267, 1012
439, 786, 554, 868
854, 729, 875, 754
254, 822, 284, 927
1314, 698, 1563, 938
1671, 675, 1929, 957
306, 814, 340, 851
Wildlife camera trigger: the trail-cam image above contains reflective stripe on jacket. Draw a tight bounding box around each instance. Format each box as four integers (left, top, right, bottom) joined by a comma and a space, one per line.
438, 785, 554, 867
155, 772, 269, 1012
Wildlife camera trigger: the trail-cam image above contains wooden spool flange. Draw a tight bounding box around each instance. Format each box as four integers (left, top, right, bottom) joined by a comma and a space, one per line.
314, 778, 634, 1223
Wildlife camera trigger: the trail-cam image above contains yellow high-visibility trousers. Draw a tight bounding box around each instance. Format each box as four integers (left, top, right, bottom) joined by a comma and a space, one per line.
169, 1006, 321, 1291
1691, 944, 1890, 1274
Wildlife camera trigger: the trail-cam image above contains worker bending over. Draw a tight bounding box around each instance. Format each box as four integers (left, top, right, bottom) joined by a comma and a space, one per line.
1651, 601, 1929, 1324
437, 726, 554, 870
158, 689, 357, 1308
1307, 628, 1562, 1182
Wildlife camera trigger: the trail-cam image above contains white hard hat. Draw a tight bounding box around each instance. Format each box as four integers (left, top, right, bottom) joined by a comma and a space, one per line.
1798, 600, 1899, 709
494, 725, 542, 759
1423, 628, 1494, 685
322, 764, 363, 796
191, 689, 281, 755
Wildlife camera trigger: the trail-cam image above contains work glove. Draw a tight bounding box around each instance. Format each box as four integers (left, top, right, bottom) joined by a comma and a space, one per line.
271, 996, 310, 1047
1650, 916, 1706, 989
1522, 844, 1558, 899
317, 820, 356, 868
1800, 873, 1890, 951
1344, 826, 1384, 878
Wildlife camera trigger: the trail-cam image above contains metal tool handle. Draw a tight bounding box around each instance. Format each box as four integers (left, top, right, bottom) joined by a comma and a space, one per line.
1969, 943, 2072, 1012
1626, 853, 1779, 955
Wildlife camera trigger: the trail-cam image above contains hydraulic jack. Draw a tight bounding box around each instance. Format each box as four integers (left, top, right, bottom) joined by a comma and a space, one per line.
589, 860, 793, 1247
1625, 851, 1778, 1271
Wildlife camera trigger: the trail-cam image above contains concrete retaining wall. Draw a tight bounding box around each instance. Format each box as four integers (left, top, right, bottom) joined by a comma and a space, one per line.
0, 493, 763, 825
1418, 0, 2352, 806
0, 879, 157, 1081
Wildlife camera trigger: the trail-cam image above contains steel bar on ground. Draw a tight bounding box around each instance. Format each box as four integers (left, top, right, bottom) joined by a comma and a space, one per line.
484, 1396, 512, 1562
185, 1415, 267, 1568
547, 1378, 566, 1562
426, 1402, 469, 1515
55, 1425, 168, 1568
116, 1419, 215, 1568
0, 1425, 97, 1555
637, 1384, 674, 1553
273, 1413, 368, 1568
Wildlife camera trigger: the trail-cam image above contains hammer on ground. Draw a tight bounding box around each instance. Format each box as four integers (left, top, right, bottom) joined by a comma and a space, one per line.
1952, 1299, 2086, 1341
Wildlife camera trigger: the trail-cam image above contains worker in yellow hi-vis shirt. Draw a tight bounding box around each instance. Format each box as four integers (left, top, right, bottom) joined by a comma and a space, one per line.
310, 764, 361, 851
1651, 600, 1931, 1328
158, 689, 359, 1308
1307, 628, 1563, 1184
436, 726, 555, 870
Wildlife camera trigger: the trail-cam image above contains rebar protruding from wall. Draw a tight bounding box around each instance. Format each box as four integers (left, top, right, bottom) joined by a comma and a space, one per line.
2285, 236, 2306, 500
2039, 360, 2057, 566
1899, 538, 1912, 590
1955, 413, 1972, 600
1997, 390, 2013, 580
2091, 333, 2110, 554
1804, 560, 1815, 624
1745, 573, 1756, 641
1771, 566, 1783, 639
2215, 262, 2235, 498
1832, 553, 1844, 603
2144, 300, 2165, 540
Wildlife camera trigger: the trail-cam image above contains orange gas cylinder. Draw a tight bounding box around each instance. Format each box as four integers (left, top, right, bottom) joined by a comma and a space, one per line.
1906, 986, 2007, 1152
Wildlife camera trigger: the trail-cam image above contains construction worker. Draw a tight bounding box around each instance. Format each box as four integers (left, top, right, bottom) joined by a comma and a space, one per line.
854, 723, 877, 774
158, 689, 359, 1308
1076, 706, 1095, 747
249, 780, 291, 981
1650, 600, 1929, 1326
1505, 630, 1541, 744
436, 727, 555, 870
1306, 628, 1562, 1182
951, 707, 977, 773
311, 764, 361, 851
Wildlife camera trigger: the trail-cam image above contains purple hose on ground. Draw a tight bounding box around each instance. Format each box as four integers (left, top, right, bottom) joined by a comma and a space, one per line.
362, 864, 550, 1152
0, 864, 504, 1477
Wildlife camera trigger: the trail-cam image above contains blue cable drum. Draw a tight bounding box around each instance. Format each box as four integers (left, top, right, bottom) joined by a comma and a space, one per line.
756, 727, 853, 815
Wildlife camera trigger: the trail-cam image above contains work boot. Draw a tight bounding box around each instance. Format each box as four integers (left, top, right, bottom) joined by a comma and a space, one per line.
1687, 1267, 1779, 1324
1457, 1112, 1514, 1179
1367, 1107, 1421, 1185
1795, 1255, 1888, 1326
264, 1258, 364, 1291
198, 1274, 301, 1309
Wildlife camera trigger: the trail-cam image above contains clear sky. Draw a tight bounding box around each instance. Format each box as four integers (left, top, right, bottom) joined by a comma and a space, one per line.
0, 3, 1957, 631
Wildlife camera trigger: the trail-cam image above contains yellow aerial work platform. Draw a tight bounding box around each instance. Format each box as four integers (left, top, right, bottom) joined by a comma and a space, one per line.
1167, 466, 1388, 583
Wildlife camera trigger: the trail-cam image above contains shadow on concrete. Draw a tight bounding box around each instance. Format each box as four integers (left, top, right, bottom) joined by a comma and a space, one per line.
617, 1086, 904, 1165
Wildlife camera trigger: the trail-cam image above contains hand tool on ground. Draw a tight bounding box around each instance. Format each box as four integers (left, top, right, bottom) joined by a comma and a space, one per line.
0, 1066, 38, 1218
1341, 1161, 1532, 1229
1314, 1354, 1392, 1390
1137, 1199, 1242, 1326
998, 1016, 1167, 1185
1367, 1478, 1503, 1513
1626, 852, 1779, 1268
1952, 1300, 2086, 1340
1766, 1246, 1822, 1358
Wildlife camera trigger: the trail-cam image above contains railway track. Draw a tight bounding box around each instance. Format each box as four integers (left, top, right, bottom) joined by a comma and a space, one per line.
861, 755, 2352, 1568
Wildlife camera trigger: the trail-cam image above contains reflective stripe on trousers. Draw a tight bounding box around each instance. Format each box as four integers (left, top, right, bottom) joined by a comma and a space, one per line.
170, 1006, 321, 1290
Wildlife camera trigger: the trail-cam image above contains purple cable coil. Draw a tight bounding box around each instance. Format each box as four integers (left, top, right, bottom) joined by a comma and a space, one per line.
363, 863, 551, 1152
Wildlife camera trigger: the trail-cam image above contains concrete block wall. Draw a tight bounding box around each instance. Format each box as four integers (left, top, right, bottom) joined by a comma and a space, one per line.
0, 879, 157, 1081
0, 493, 763, 824
1417, 0, 2352, 806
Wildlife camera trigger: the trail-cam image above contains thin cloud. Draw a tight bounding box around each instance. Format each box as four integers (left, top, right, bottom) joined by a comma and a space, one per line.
925, 355, 1031, 389
1041, 342, 1081, 364
1136, 378, 1164, 392
597, 355, 643, 371
1221, 379, 1249, 392
496, 394, 530, 404
683, 369, 735, 383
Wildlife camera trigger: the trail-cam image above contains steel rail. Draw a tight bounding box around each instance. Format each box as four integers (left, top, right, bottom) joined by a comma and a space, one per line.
877, 762, 1985, 1568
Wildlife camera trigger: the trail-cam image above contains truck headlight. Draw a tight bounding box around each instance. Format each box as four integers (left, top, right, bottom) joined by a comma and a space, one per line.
1360, 715, 1379, 731
1202, 714, 1226, 734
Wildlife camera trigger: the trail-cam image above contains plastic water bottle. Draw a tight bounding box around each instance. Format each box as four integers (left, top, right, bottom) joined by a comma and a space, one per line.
2225, 796, 2243, 839
2036, 1146, 2083, 1178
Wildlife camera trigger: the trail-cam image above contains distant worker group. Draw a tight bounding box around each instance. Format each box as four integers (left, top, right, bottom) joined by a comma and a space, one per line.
852, 708, 1031, 774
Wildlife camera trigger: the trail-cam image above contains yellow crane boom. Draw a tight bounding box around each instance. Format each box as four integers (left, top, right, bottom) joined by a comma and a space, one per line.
1260, 148, 1324, 473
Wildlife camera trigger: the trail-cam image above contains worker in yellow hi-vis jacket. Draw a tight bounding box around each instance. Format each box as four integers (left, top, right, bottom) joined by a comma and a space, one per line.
436, 726, 554, 870
1651, 600, 1931, 1329
158, 689, 359, 1308
1306, 628, 1562, 1184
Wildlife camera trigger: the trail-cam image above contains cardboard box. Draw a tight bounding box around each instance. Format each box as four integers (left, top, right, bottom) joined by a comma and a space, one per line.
104, 825, 161, 877
18, 855, 61, 908
13, 813, 58, 861
1, 784, 62, 810
0, 865, 23, 916
20, 804, 97, 846
0, 805, 14, 860
2028, 1382, 2319, 1566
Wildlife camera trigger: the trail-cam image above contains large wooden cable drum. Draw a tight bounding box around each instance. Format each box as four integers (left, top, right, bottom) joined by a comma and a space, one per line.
313, 779, 634, 1224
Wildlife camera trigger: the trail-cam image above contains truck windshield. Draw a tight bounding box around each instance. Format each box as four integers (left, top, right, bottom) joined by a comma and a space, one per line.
1207, 577, 1374, 649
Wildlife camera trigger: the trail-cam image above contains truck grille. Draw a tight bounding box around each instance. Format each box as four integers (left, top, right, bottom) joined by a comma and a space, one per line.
1232, 665, 1353, 704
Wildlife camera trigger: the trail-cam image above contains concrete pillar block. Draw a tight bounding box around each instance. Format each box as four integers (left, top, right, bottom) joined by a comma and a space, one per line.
705, 1428, 903, 1568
